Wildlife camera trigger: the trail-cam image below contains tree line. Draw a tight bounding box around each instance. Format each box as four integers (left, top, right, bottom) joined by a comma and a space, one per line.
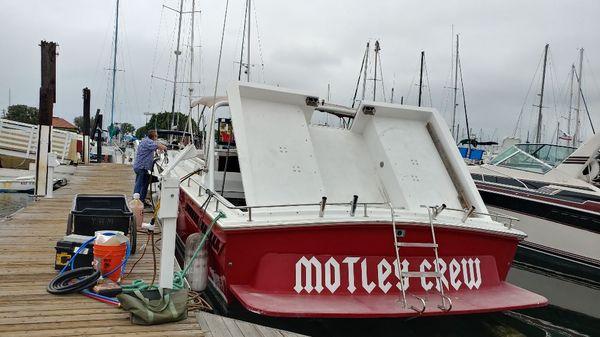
2, 105, 197, 139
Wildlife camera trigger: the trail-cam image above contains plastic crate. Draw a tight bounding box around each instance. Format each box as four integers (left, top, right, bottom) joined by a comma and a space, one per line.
66, 194, 136, 253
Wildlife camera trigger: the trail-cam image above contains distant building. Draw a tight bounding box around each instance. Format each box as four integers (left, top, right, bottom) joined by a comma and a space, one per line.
52, 117, 78, 132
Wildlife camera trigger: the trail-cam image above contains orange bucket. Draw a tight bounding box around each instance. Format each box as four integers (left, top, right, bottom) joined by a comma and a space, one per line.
94, 242, 127, 282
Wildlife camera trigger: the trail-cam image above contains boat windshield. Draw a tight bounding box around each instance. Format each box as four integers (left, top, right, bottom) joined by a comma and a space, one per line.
490, 144, 576, 174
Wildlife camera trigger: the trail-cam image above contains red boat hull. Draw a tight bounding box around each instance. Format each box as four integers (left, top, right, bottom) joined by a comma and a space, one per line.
177, 190, 547, 317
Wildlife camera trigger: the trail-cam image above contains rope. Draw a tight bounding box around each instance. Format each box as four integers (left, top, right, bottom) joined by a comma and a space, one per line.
513, 49, 544, 137
458, 54, 472, 151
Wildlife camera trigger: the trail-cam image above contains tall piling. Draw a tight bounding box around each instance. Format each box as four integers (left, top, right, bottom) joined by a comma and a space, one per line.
34, 41, 57, 197
82, 88, 91, 164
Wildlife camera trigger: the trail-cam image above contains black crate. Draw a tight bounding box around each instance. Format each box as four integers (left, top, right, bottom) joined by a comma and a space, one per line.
55, 235, 95, 270
66, 194, 136, 253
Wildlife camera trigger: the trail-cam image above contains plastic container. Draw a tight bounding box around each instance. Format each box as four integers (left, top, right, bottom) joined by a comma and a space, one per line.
66, 194, 136, 253
129, 193, 145, 230
93, 231, 129, 282
54, 234, 95, 270
184, 232, 208, 291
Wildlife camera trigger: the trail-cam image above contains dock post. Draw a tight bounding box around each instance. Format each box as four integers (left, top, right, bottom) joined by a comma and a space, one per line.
158, 175, 180, 289
82, 88, 91, 164
35, 41, 57, 197
94, 109, 103, 163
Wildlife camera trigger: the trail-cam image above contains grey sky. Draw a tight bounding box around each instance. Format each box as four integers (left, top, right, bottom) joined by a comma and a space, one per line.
1, 0, 599, 143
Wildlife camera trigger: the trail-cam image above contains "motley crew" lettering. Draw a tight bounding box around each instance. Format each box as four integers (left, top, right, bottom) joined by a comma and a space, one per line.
294, 256, 482, 294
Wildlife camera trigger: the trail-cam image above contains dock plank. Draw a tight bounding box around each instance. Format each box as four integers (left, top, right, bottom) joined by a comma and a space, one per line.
0, 164, 205, 336
197, 312, 309, 337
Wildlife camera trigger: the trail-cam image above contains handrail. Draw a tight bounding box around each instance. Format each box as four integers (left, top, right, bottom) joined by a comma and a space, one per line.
420, 204, 518, 228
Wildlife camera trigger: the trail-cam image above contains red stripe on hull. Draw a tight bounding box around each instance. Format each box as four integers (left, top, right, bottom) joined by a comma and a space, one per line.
178, 190, 547, 317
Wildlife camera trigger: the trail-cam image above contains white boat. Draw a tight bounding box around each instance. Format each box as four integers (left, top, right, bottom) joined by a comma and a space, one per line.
469, 135, 600, 286
153, 82, 546, 318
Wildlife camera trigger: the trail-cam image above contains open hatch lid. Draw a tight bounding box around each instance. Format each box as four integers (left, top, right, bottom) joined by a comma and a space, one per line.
227, 82, 488, 214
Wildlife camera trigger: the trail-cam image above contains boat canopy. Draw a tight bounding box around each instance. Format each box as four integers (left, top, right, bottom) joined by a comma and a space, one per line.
226, 82, 488, 214
491, 144, 576, 174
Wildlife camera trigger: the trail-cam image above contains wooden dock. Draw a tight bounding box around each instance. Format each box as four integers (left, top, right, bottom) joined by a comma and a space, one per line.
197, 312, 307, 337
0, 163, 306, 337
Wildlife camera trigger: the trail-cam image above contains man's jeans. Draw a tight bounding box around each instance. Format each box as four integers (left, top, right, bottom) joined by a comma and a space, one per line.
134, 168, 150, 201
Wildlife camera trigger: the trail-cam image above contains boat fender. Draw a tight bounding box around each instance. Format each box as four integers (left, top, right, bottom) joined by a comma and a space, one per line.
184, 233, 209, 292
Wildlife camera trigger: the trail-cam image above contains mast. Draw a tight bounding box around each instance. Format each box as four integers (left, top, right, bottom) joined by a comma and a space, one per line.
567, 64, 575, 137
187, 0, 196, 138
452, 35, 459, 137
373, 41, 380, 101
247, 0, 251, 81
169, 0, 185, 131
109, 0, 120, 141
535, 43, 549, 143
573, 48, 584, 146
361, 42, 370, 100
418, 51, 424, 107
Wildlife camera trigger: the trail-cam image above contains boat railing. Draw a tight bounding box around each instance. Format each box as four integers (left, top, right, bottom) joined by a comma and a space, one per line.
421, 204, 519, 229
0, 118, 81, 163
191, 179, 519, 226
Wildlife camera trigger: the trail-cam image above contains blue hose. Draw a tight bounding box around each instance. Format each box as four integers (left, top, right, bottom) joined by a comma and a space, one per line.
59, 231, 131, 279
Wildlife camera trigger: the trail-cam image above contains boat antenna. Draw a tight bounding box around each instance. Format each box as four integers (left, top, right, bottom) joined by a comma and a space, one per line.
373, 40, 380, 101
169, 0, 185, 133
534, 43, 549, 143
361, 42, 370, 101
573, 48, 584, 146
108, 0, 120, 142
351, 42, 369, 108
418, 51, 424, 107
451, 34, 459, 137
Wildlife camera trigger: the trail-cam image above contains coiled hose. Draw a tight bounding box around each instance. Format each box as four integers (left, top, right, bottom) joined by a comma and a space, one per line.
47, 267, 101, 295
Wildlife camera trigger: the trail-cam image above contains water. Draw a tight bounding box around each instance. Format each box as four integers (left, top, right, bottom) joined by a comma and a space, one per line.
0, 197, 598, 336
0, 193, 30, 218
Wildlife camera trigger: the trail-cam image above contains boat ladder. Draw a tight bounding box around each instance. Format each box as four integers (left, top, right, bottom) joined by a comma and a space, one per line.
389, 203, 452, 314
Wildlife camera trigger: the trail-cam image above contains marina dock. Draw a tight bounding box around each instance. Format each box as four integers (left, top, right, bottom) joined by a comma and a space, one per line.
0, 164, 302, 337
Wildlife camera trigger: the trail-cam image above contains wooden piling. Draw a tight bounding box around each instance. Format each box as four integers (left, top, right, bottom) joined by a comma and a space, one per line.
82, 88, 90, 164
34, 41, 57, 197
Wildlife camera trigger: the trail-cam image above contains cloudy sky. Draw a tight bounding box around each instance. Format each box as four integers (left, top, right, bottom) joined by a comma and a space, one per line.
1, 0, 600, 143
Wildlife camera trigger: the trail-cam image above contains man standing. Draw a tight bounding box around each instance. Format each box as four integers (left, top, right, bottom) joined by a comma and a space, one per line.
133, 130, 167, 206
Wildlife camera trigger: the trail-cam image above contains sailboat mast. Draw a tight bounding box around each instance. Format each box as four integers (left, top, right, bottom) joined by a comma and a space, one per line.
418, 51, 424, 107
567, 64, 575, 137
573, 48, 584, 146
170, 0, 185, 131
452, 35, 459, 137
373, 41, 379, 101
361, 42, 369, 100
247, 0, 251, 81
109, 0, 120, 141
187, 0, 196, 137
535, 43, 549, 143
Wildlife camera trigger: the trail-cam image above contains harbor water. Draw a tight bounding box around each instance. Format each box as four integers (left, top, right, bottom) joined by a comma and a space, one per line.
1, 198, 598, 336
0, 193, 30, 218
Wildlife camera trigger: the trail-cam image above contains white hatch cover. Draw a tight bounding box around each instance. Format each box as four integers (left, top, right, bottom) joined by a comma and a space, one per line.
227, 82, 487, 213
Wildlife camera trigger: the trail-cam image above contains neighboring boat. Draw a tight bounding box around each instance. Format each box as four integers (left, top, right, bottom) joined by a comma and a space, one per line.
156, 82, 546, 318
0, 164, 72, 193
469, 135, 600, 286
0, 175, 67, 193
